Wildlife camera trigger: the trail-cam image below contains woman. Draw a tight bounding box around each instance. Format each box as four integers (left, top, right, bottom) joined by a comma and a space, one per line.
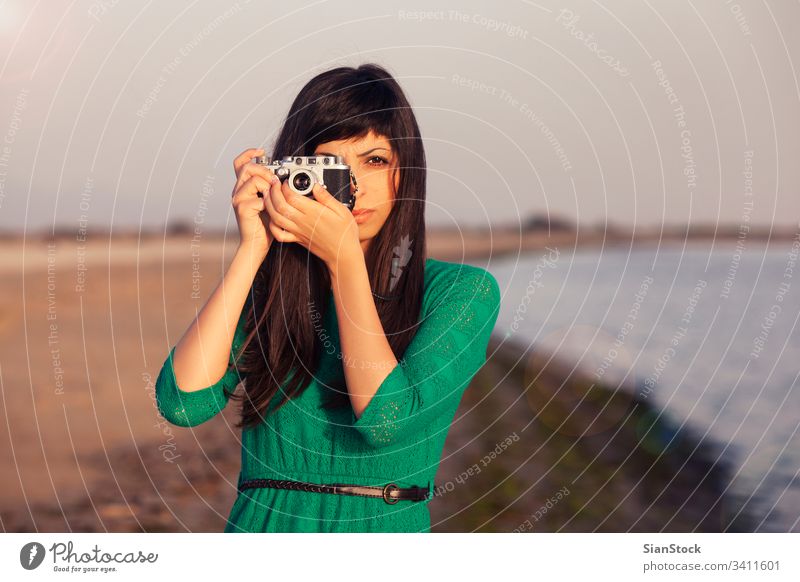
154, 63, 502, 533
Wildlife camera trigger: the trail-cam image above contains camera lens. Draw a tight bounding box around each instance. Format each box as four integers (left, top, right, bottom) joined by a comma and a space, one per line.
292, 171, 312, 193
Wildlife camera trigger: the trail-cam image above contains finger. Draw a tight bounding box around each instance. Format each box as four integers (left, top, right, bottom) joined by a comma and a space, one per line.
238, 197, 266, 216
283, 185, 322, 216
278, 179, 319, 218
263, 183, 302, 232
233, 174, 274, 203
272, 178, 304, 221
233, 148, 266, 178
310, 182, 347, 216
234, 162, 276, 194
268, 220, 299, 244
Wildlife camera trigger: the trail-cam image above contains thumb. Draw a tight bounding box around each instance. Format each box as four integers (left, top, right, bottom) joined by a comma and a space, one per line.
311, 181, 340, 210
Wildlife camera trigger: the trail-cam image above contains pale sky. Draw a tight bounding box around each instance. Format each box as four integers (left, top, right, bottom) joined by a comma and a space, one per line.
0, 0, 798, 233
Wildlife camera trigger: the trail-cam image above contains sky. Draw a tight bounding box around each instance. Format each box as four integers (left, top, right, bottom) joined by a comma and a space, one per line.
0, 0, 798, 234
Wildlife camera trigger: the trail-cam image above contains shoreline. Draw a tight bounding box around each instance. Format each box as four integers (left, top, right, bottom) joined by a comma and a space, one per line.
430, 335, 748, 532
1, 227, 796, 276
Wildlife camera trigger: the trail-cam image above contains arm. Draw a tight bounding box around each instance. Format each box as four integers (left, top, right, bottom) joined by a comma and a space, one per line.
154, 245, 263, 427
329, 253, 400, 419
173, 246, 263, 391
332, 259, 502, 449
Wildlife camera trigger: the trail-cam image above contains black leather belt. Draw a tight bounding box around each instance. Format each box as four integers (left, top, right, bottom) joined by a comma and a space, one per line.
238, 478, 431, 504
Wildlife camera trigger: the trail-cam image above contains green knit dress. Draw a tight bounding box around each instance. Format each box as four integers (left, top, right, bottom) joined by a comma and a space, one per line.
155, 257, 501, 532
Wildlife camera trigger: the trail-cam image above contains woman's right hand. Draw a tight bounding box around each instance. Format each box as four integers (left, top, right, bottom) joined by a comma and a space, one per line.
232, 148, 282, 257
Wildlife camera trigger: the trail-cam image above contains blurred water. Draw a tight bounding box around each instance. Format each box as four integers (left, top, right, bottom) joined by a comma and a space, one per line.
482, 240, 800, 532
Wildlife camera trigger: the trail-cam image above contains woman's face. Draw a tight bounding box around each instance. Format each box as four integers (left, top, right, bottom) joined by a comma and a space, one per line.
314, 130, 399, 254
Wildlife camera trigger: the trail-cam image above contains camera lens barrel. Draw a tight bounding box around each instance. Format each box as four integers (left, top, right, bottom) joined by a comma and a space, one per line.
291, 170, 313, 193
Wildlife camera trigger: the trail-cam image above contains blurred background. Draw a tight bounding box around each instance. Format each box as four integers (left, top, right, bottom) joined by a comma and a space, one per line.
0, 0, 798, 532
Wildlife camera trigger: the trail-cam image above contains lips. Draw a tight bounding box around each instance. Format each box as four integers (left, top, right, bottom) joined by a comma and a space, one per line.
351, 208, 374, 216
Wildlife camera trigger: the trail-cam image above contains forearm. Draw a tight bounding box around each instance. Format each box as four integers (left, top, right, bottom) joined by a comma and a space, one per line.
172, 244, 266, 392
329, 254, 399, 418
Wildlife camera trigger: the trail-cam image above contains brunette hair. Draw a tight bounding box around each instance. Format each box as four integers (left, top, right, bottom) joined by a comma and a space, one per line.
226, 63, 427, 430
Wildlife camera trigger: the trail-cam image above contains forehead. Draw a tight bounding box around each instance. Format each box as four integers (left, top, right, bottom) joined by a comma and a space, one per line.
315, 130, 392, 150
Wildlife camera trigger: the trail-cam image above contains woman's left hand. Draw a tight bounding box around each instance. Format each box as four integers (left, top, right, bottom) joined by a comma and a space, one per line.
263, 178, 361, 269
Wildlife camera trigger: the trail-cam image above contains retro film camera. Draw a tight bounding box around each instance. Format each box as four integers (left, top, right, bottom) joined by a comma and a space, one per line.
252, 155, 356, 210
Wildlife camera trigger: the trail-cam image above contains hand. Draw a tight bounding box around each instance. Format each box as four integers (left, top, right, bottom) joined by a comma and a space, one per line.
263, 178, 362, 269
231, 148, 283, 257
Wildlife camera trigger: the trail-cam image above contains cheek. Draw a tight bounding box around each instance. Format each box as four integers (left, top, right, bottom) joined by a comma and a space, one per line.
365, 172, 395, 212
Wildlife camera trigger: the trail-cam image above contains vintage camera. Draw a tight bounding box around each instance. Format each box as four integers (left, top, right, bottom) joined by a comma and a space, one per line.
252, 154, 355, 210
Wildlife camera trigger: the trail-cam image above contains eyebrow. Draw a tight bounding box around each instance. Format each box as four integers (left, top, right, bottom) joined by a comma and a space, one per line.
316, 147, 391, 157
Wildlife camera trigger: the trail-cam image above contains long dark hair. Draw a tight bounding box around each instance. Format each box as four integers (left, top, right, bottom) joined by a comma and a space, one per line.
226, 63, 427, 431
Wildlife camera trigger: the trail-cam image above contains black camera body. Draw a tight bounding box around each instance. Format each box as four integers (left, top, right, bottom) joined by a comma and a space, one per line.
253, 155, 355, 210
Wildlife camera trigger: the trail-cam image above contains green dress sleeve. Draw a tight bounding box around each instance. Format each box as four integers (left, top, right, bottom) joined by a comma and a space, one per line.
155, 297, 250, 427
349, 265, 501, 448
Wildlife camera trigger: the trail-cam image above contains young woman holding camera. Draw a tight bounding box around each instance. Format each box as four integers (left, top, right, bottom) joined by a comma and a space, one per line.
154, 63, 501, 532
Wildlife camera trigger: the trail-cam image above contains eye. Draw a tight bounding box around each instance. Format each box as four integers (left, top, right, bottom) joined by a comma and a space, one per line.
366, 155, 388, 166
